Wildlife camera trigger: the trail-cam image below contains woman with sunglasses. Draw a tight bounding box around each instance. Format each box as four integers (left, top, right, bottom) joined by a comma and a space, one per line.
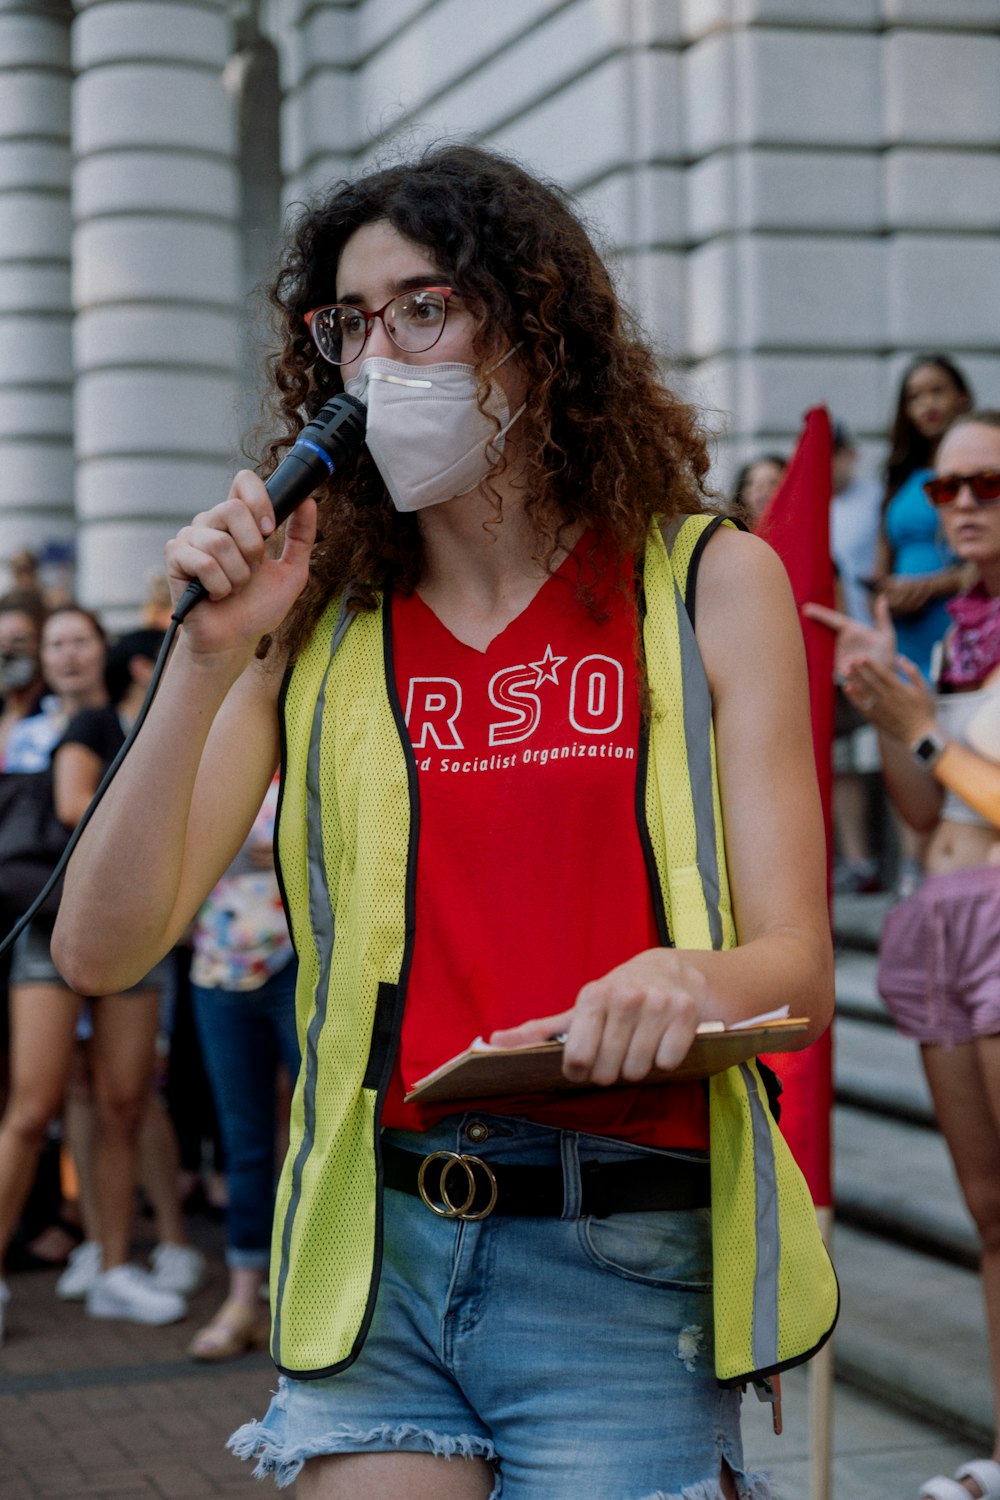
808, 412, 1000, 1500
52, 145, 834, 1499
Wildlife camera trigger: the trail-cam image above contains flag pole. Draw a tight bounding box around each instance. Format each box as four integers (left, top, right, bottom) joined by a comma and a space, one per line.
755, 407, 837, 1500
809, 1207, 835, 1500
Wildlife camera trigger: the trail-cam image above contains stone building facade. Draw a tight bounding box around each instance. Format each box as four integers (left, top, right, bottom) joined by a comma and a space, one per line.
2, 0, 999, 621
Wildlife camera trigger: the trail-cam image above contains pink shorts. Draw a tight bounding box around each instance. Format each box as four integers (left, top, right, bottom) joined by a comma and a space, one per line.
877, 864, 1000, 1047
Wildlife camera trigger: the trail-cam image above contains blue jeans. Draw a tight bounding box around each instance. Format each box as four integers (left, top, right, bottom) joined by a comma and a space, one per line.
229, 1112, 769, 1500
192, 961, 300, 1270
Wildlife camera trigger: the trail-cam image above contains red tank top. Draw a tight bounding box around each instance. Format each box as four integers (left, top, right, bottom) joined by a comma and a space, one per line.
381, 535, 709, 1148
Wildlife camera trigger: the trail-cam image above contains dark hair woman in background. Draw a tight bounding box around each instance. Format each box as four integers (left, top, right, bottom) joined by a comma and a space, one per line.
878, 355, 973, 682
729, 452, 786, 525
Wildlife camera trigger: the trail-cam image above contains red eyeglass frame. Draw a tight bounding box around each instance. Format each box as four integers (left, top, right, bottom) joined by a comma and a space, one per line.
304, 287, 457, 365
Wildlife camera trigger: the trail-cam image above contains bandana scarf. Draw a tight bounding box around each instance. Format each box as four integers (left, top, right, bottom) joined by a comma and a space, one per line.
941, 585, 1000, 686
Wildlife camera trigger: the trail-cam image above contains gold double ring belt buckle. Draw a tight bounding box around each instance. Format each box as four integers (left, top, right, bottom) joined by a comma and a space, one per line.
417, 1150, 498, 1221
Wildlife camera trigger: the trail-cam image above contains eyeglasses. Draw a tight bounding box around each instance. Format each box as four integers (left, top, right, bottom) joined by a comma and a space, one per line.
305, 287, 456, 366
923, 470, 1000, 508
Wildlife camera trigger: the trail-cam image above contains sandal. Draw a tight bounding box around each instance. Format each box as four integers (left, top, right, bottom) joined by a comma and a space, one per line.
922, 1462, 1000, 1500
187, 1298, 269, 1362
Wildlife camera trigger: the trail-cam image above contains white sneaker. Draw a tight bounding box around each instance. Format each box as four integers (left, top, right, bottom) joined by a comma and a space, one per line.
150, 1242, 206, 1295
86, 1263, 186, 1325
0, 1278, 9, 1344
55, 1240, 102, 1301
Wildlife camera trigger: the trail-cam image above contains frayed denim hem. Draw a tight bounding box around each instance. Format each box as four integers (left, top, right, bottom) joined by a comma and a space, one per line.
641, 1464, 773, 1500
227, 1417, 498, 1490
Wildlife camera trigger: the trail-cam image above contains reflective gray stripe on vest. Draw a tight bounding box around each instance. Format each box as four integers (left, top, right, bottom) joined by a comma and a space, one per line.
272, 622, 344, 1358
674, 581, 723, 949
660, 517, 684, 552
740, 1062, 780, 1370
331, 593, 356, 655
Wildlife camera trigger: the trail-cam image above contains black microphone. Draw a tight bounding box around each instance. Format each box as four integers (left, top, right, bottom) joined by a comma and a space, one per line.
172, 391, 367, 623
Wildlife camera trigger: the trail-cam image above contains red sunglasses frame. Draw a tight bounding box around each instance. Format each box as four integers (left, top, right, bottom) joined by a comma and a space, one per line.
304, 287, 456, 366
923, 470, 1000, 508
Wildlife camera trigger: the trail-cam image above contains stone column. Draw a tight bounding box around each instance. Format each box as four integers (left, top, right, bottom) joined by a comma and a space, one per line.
0, 0, 74, 577
72, 0, 241, 627
680, 1, 887, 484
679, 0, 1000, 486
882, 0, 1000, 400
228, 8, 283, 441
269, 0, 357, 206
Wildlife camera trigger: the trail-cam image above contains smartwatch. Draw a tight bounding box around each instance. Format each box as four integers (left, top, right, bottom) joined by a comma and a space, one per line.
910, 729, 947, 771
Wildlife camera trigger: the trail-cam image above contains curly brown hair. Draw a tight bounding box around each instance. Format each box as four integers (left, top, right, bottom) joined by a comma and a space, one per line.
257, 143, 714, 658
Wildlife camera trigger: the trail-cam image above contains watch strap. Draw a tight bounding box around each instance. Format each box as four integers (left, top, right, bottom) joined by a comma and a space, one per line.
910, 729, 947, 770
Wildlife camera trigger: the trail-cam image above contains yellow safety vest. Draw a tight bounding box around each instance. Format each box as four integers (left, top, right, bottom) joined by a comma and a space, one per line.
272, 513, 839, 1384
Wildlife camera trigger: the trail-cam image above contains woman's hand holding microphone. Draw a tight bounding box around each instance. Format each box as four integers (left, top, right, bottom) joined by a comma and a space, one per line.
165, 474, 318, 667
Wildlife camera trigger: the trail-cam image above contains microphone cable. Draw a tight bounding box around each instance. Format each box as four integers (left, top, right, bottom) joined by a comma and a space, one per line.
0, 391, 366, 962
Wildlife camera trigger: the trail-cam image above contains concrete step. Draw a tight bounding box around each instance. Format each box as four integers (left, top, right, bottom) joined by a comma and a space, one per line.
834, 1222, 993, 1451
742, 1363, 976, 1500
830, 894, 990, 1455
835, 947, 893, 1027
833, 891, 894, 953
835, 1012, 936, 1127
835, 1104, 979, 1268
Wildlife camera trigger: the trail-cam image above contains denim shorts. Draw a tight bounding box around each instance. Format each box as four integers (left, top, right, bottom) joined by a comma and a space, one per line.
9, 916, 171, 996
229, 1112, 771, 1500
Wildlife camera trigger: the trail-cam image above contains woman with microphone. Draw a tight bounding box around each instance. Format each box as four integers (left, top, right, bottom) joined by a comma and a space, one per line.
53, 145, 834, 1499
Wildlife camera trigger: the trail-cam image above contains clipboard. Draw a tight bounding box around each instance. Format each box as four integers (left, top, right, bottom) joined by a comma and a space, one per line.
403, 1014, 809, 1106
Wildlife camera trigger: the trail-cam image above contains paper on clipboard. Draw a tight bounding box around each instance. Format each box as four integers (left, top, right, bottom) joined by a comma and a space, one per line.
403, 1006, 806, 1105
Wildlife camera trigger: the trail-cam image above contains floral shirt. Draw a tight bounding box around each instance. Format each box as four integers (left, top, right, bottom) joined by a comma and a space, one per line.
190, 777, 293, 991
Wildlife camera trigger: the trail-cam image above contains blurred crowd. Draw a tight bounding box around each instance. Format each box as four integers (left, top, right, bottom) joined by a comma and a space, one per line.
0, 566, 297, 1362
0, 348, 989, 1374
733, 363, 1000, 1495
730, 352, 977, 900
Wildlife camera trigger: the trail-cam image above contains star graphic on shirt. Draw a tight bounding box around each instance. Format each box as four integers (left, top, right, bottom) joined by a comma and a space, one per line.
529, 644, 567, 687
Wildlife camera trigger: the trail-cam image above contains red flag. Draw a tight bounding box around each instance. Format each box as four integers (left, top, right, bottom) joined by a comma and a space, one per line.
755, 406, 835, 1208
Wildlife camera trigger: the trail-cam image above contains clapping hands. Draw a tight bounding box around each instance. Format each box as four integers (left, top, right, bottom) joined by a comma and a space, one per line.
803, 595, 937, 745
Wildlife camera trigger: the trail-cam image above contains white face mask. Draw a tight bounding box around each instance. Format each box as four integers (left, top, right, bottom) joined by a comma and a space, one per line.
0, 653, 36, 692
343, 350, 525, 513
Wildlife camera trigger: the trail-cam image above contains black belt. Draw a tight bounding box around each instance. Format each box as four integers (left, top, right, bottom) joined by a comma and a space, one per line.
382, 1142, 711, 1222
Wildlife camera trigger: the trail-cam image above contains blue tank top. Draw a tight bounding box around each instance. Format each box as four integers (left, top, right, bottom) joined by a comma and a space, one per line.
884, 468, 957, 680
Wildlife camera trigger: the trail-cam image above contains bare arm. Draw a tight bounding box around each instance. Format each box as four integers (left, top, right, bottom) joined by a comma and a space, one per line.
53, 742, 104, 828
874, 531, 892, 584
676, 529, 834, 1039
876, 728, 943, 833
838, 646, 1000, 832
803, 596, 945, 831
857, 647, 945, 832
881, 563, 969, 617
52, 475, 317, 995
493, 528, 834, 1084
875, 726, 1000, 833
933, 738, 1000, 827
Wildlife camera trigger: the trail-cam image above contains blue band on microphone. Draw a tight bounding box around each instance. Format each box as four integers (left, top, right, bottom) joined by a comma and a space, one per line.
296, 439, 336, 476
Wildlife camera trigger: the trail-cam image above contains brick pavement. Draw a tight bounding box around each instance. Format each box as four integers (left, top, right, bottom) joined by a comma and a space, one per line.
2, 1207, 977, 1499
0, 1217, 288, 1500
